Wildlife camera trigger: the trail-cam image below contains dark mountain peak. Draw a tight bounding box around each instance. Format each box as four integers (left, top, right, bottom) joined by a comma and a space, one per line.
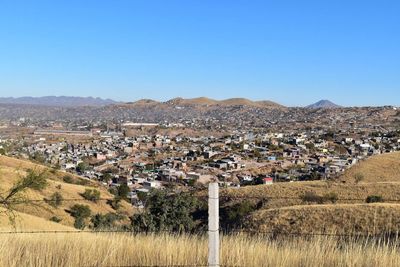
307, 100, 342, 109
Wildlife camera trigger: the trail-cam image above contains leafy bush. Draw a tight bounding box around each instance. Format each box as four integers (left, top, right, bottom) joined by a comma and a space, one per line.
70, 204, 91, 229
323, 192, 338, 204
50, 216, 62, 223
117, 184, 130, 199
91, 213, 123, 230
131, 189, 199, 233
46, 192, 63, 208
301, 192, 338, 204
76, 179, 91, 186
220, 200, 257, 231
81, 189, 101, 203
63, 175, 74, 184
76, 162, 88, 173
301, 192, 325, 204
366, 195, 384, 203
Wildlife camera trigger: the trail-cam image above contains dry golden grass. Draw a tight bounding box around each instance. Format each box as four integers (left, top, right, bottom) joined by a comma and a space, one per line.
0, 155, 133, 227
222, 152, 400, 235
0, 208, 73, 231
0, 233, 399, 267
249, 203, 400, 235
340, 152, 400, 183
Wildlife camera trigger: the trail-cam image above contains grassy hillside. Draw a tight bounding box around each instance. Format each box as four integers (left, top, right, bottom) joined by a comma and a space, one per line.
1, 233, 400, 267
223, 152, 400, 234
0, 208, 74, 231
339, 151, 400, 183
249, 203, 400, 234
0, 155, 133, 228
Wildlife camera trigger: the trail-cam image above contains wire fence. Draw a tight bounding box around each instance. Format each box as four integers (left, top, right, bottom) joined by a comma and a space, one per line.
0, 228, 398, 239
3, 195, 400, 203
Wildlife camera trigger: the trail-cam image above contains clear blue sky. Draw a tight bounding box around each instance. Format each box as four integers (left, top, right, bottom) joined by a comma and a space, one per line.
0, 0, 399, 106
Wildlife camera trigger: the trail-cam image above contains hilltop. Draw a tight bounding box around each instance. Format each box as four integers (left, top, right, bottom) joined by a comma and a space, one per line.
125, 97, 285, 109
307, 100, 342, 109
0, 155, 133, 229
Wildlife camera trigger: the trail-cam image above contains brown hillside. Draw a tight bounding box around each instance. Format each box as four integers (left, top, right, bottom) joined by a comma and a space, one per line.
0, 156, 133, 228
339, 152, 400, 183
0, 208, 74, 231
224, 152, 400, 235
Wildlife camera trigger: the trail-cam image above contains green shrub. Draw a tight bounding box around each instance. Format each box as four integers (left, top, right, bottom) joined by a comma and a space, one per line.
70, 204, 91, 229
63, 175, 74, 184
91, 213, 123, 230
323, 192, 338, 204
366, 195, 384, 203
301, 192, 325, 204
81, 189, 101, 203
46, 192, 64, 208
50, 216, 62, 223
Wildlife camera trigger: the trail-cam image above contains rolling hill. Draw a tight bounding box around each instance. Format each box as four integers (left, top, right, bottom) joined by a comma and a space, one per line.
126, 97, 285, 109
223, 152, 400, 234
0, 155, 133, 229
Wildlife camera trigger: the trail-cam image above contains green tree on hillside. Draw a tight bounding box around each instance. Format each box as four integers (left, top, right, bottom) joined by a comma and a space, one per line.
131, 189, 200, 233
70, 204, 91, 229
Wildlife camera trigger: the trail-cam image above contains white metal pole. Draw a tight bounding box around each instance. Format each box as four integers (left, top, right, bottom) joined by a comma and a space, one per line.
208, 182, 219, 267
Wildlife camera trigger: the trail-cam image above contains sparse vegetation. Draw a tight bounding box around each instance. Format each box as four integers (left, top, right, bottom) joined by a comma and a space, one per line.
45, 192, 64, 208
0, 169, 48, 225
81, 189, 101, 203
49, 216, 62, 223
354, 173, 365, 184
91, 212, 123, 230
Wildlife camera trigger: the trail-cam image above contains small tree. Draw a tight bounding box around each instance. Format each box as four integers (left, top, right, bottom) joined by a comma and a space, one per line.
46, 192, 64, 208
81, 189, 101, 203
220, 200, 257, 231
117, 184, 130, 200
0, 169, 48, 225
63, 175, 74, 184
76, 162, 88, 173
91, 212, 123, 230
131, 189, 199, 233
70, 204, 91, 229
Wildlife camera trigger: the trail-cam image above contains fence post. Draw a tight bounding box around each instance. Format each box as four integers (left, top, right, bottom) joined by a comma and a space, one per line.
208, 182, 219, 267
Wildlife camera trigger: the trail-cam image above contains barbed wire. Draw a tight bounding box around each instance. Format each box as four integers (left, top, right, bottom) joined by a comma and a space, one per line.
2, 194, 400, 204
0, 229, 397, 239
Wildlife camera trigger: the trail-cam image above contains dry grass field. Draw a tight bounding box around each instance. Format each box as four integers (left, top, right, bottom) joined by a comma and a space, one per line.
0, 233, 399, 267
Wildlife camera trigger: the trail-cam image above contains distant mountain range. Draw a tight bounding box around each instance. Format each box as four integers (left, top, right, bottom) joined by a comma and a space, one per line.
0, 96, 117, 107
306, 100, 342, 109
0, 96, 344, 109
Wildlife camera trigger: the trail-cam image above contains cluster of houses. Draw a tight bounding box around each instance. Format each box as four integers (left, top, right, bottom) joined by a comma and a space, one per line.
0, 124, 397, 208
